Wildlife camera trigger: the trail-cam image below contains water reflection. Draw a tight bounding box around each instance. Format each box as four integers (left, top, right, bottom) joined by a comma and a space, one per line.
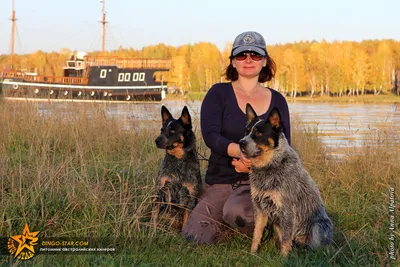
287, 102, 400, 157
35, 99, 400, 155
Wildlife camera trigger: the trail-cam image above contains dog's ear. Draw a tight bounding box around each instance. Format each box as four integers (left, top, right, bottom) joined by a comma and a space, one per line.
268, 107, 281, 127
246, 103, 257, 125
161, 106, 172, 123
180, 106, 192, 127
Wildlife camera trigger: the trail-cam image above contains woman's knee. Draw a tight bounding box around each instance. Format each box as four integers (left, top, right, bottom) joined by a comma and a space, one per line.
182, 202, 224, 244
182, 217, 221, 244
182, 184, 232, 244
222, 206, 253, 231
222, 187, 254, 234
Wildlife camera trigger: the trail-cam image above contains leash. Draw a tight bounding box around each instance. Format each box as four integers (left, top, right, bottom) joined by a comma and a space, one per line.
195, 150, 209, 161
262, 220, 274, 242
231, 179, 250, 190
196, 150, 252, 190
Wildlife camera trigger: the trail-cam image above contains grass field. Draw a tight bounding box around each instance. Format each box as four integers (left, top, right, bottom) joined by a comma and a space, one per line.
0, 99, 399, 266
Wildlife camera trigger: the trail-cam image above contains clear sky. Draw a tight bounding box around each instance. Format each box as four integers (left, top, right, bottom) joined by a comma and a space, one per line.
0, 0, 399, 55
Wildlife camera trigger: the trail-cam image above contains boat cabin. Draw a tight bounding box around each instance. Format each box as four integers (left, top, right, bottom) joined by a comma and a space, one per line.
63, 52, 88, 78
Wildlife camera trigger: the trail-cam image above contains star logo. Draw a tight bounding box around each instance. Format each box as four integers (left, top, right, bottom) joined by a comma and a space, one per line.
8, 223, 40, 260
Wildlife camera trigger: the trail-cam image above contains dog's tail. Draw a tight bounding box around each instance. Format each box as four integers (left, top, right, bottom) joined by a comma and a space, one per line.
307, 206, 334, 250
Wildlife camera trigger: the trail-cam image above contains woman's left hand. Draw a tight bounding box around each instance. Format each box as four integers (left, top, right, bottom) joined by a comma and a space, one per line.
232, 158, 251, 173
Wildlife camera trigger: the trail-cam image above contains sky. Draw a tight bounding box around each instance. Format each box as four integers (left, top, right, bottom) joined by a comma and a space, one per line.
0, 0, 399, 55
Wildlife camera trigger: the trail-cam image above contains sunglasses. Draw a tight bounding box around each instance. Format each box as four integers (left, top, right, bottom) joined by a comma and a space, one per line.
234, 51, 264, 61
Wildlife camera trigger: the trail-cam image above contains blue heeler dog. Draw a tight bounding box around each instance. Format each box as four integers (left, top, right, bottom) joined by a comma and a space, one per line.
152, 106, 202, 231
239, 104, 333, 256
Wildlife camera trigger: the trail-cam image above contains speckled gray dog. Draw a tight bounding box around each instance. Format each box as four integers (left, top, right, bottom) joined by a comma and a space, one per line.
239, 104, 333, 256
152, 106, 202, 231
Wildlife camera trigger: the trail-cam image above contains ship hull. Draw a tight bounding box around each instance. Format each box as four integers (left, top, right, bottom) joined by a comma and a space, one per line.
1, 79, 166, 101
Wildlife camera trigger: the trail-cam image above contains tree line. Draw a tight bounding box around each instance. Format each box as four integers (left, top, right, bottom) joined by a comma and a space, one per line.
1, 39, 399, 97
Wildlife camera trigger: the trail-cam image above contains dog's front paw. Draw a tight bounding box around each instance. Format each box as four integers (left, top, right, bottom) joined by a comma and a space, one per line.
280, 250, 289, 257
250, 245, 258, 254
280, 242, 292, 257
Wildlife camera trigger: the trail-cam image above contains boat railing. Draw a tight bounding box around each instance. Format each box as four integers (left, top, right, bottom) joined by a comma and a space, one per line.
2, 71, 88, 85
85, 56, 171, 70
154, 78, 168, 83
23, 75, 88, 85
2, 70, 25, 79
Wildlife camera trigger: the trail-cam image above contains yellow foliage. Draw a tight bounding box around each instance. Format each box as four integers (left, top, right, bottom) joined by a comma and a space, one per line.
1, 40, 399, 96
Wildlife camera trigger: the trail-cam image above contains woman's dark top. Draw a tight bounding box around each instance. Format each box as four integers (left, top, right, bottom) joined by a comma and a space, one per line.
200, 82, 291, 185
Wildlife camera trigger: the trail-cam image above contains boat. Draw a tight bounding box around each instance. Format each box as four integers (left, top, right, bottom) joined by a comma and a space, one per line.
0, 0, 171, 101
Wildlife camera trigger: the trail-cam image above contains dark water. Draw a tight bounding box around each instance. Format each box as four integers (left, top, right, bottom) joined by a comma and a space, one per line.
35, 99, 400, 156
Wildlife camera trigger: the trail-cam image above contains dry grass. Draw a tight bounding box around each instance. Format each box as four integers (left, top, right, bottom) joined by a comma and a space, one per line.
0, 99, 399, 266
0, 100, 160, 240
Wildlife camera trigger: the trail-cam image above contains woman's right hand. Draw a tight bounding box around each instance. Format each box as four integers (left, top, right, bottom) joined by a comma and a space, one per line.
227, 142, 252, 172
232, 151, 252, 173
239, 150, 252, 168
232, 158, 250, 173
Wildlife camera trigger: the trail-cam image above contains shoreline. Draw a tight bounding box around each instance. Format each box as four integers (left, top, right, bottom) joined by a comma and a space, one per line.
1, 96, 160, 104
286, 95, 400, 104
169, 92, 400, 104
1, 94, 399, 105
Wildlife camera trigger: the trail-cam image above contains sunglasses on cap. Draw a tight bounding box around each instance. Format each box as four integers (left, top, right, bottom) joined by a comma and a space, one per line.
234, 51, 264, 61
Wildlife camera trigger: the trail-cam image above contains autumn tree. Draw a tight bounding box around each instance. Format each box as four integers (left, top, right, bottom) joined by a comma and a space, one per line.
168, 55, 189, 94
267, 44, 287, 94
372, 41, 394, 95
352, 45, 370, 95
189, 42, 222, 92
283, 47, 306, 97
306, 42, 325, 97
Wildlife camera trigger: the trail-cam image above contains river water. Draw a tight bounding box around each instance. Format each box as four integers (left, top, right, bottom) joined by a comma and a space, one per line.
35, 99, 400, 157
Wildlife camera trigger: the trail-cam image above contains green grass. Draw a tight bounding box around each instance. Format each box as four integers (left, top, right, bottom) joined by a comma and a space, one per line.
0, 100, 399, 266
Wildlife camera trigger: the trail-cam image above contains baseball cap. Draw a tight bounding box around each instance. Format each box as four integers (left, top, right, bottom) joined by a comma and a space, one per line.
231, 31, 267, 57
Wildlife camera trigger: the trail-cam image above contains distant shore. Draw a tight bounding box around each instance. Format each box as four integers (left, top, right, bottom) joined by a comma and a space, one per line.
287, 94, 400, 103
166, 92, 400, 104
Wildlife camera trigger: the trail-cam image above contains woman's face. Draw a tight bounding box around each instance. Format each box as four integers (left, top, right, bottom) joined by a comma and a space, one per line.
232, 51, 267, 79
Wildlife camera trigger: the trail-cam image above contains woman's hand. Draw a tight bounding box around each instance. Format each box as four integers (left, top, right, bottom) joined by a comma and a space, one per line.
232, 151, 252, 173
232, 158, 250, 173
239, 150, 252, 167
227, 143, 252, 173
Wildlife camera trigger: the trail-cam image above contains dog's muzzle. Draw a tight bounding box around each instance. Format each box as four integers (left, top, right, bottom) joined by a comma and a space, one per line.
239, 139, 247, 148
155, 135, 167, 149
239, 138, 261, 158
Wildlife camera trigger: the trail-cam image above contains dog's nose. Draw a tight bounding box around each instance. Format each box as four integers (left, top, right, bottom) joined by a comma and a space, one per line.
155, 137, 161, 146
239, 139, 247, 148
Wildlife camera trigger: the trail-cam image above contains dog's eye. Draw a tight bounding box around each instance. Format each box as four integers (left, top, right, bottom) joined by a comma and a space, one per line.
255, 131, 263, 137
170, 130, 175, 134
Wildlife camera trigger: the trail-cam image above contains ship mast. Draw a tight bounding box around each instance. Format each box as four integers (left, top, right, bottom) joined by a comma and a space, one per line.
10, 0, 17, 68
100, 0, 107, 54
